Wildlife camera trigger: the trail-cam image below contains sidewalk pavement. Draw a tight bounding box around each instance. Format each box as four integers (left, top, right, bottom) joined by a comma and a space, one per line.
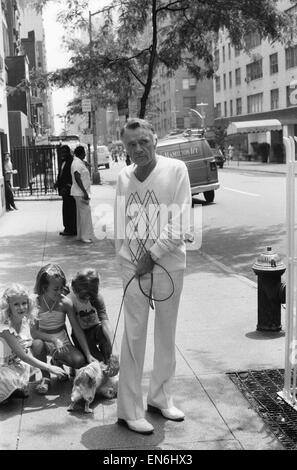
223, 159, 289, 175
0, 171, 288, 451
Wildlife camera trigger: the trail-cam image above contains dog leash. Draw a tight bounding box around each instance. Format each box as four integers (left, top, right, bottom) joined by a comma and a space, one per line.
110, 262, 175, 353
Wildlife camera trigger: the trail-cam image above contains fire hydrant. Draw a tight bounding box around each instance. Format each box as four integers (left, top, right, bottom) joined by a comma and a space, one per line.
252, 246, 286, 332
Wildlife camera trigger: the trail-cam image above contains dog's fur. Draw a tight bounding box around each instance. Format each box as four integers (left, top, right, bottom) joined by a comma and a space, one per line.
67, 360, 118, 413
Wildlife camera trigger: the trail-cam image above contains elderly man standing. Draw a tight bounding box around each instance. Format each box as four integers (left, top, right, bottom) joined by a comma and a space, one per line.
114, 118, 191, 435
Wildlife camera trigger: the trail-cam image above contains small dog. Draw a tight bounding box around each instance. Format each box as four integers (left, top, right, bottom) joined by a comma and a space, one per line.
67, 360, 118, 413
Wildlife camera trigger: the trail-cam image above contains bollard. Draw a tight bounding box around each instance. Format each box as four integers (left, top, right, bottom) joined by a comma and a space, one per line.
252, 246, 286, 332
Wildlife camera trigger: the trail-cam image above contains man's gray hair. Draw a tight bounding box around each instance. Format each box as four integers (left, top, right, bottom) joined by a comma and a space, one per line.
120, 118, 155, 138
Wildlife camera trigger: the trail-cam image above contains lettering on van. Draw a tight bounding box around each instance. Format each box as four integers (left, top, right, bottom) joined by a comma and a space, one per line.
158, 146, 201, 159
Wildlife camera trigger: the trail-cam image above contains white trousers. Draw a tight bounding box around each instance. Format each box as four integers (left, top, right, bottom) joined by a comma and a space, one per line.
74, 196, 94, 241
117, 268, 184, 421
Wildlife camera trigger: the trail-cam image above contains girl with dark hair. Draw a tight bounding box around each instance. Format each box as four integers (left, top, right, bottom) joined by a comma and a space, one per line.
31, 264, 95, 394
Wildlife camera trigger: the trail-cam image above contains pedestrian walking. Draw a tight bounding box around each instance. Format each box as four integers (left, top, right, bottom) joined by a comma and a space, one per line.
31, 264, 95, 395
114, 118, 191, 435
0, 284, 67, 404
54, 145, 77, 236
71, 145, 95, 244
228, 144, 234, 162
4, 153, 18, 211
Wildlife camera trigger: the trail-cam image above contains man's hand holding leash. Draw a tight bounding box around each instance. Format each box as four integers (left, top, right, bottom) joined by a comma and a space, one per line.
135, 252, 155, 277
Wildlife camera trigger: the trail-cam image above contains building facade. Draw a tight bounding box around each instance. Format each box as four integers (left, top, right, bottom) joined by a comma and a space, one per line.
214, 0, 297, 161
130, 65, 215, 140
20, 5, 54, 138
0, 2, 10, 214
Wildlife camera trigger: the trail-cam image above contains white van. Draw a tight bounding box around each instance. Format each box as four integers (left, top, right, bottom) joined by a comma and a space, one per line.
157, 134, 220, 203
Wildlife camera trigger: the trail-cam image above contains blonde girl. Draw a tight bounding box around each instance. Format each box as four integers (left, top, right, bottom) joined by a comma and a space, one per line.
0, 284, 66, 404
31, 264, 96, 394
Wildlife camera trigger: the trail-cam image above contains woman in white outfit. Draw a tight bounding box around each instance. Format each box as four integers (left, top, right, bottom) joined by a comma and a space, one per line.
71, 146, 94, 244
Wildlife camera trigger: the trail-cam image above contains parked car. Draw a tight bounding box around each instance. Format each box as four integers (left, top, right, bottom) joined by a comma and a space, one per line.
211, 147, 226, 168
157, 135, 219, 203
93, 145, 111, 169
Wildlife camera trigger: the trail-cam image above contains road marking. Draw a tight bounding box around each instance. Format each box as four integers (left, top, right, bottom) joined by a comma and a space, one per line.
222, 186, 260, 197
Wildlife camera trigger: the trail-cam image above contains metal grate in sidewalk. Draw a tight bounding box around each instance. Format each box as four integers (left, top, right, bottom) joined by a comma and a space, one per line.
228, 369, 297, 450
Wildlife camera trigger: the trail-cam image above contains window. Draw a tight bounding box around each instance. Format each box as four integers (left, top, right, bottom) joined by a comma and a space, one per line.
216, 103, 221, 117
214, 49, 220, 68
270, 53, 278, 74
222, 45, 225, 62
228, 43, 231, 60
230, 100, 233, 116
224, 101, 227, 116
183, 96, 197, 109
189, 78, 196, 88
223, 73, 226, 89
247, 93, 263, 113
182, 77, 196, 90
245, 31, 261, 49
286, 85, 297, 107
246, 59, 263, 81
229, 71, 232, 88
176, 117, 184, 128
215, 76, 221, 92
286, 45, 297, 69
235, 45, 241, 57
236, 98, 242, 115
235, 68, 241, 85
270, 88, 279, 110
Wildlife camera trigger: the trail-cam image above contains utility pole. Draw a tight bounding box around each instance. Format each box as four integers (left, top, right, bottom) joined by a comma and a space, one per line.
196, 102, 208, 133
89, 10, 101, 184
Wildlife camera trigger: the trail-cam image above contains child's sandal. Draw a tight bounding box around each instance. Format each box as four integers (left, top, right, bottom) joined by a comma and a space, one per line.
36, 377, 50, 395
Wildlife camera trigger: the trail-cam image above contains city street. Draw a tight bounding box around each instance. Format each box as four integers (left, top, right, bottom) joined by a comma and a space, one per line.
196, 168, 287, 282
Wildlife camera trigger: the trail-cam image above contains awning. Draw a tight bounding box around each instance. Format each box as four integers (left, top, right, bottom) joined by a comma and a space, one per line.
227, 119, 282, 135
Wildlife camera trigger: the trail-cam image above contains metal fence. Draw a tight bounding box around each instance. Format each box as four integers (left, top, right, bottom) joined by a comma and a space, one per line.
278, 136, 297, 409
10, 145, 60, 197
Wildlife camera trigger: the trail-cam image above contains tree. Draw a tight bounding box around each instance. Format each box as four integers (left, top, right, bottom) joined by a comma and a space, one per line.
31, 0, 295, 117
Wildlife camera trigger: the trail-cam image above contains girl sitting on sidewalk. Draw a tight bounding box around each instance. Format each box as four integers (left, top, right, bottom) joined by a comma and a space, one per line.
0, 284, 67, 404
31, 264, 96, 394
68, 268, 119, 377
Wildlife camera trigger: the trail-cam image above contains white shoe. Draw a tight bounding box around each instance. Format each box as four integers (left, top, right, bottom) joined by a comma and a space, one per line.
80, 239, 93, 244
147, 404, 185, 421
117, 418, 154, 435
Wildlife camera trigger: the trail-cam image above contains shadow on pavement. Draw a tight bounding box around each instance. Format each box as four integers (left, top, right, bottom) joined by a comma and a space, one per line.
245, 330, 286, 341
201, 223, 285, 281
81, 422, 166, 450
0, 231, 121, 291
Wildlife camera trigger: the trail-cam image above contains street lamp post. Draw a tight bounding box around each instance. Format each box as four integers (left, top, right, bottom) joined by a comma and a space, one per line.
189, 102, 208, 133
88, 10, 101, 185
197, 102, 208, 131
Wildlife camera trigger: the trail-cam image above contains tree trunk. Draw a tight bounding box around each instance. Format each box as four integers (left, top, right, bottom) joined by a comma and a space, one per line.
138, 0, 157, 119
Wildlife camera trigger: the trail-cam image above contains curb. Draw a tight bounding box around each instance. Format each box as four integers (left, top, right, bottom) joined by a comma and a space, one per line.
222, 165, 286, 176
200, 251, 257, 289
